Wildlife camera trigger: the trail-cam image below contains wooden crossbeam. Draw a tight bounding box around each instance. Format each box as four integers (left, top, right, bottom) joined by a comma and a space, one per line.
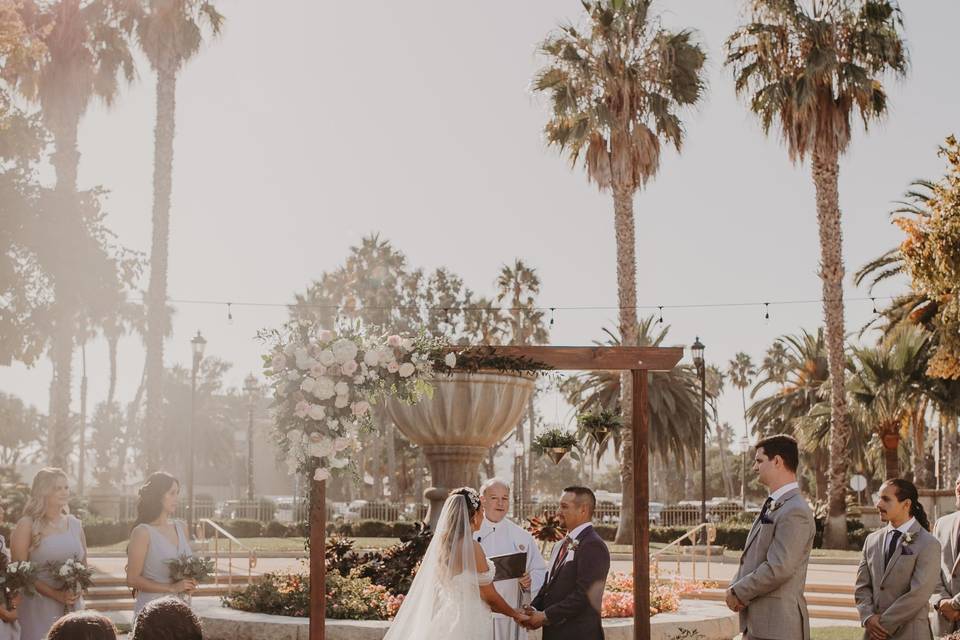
449, 345, 684, 372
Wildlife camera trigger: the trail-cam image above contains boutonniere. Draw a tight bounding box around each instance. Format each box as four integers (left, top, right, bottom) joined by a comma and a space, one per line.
902, 532, 916, 545
769, 500, 785, 513
900, 532, 916, 554
568, 537, 580, 552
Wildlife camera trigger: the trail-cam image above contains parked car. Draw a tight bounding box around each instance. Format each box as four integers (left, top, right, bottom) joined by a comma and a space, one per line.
649, 502, 664, 525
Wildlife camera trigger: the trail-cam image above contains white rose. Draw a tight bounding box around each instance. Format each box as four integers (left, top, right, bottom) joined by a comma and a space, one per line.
318, 329, 334, 343
332, 338, 359, 364
401, 338, 415, 352
287, 371, 301, 381
283, 343, 297, 357
314, 467, 331, 482
300, 377, 316, 394
398, 362, 416, 378
387, 361, 400, 374
60, 565, 70, 577
444, 352, 457, 368
314, 377, 336, 400
328, 457, 349, 469
310, 364, 326, 378
309, 437, 334, 459
307, 405, 326, 421
318, 350, 336, 367
333, 437, 351, 452
334, 395, 349, 409
363, 350, 379, 367
334, 381, 350, 396
294, 401, 310, 418
378, 348, 394, 365
326, 418, 339, 430
341, 360, 358, 376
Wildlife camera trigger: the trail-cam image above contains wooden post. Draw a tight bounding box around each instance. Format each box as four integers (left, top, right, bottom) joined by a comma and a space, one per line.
310, 479, 326, 640
632, 369, 650, 640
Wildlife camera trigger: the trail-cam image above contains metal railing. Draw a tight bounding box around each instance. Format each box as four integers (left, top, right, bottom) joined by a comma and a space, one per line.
650, 522, 718, 581
195, 519, 258, 593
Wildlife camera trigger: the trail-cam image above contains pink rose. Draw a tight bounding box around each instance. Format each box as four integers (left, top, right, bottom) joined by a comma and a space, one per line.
352, 401, 371, 417
272, 353, 287, 371
294, 401, 310, 418
341, 360, 358, 376
387, 361, 400, 374
387, 335, 402, 347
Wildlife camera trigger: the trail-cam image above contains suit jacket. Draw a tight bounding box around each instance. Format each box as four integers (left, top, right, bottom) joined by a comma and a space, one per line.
929, 512, 960, 637
729, 487, 815, 640
855, 520, 940, 640
530, 524, 610, 640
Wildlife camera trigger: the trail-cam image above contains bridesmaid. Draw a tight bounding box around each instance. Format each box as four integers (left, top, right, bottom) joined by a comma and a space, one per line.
0, 518, 21, 640
126, 472, 196, 619
10, 468, 87, 640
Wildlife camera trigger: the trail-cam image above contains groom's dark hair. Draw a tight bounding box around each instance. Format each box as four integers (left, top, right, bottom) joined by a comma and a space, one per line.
563, 486, 596, 516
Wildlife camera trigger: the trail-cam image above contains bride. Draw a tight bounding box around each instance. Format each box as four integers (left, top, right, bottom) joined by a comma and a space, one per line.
385, 487, 530, 639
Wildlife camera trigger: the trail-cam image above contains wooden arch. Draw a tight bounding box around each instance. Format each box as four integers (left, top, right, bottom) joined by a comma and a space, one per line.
309, 345, 685, 640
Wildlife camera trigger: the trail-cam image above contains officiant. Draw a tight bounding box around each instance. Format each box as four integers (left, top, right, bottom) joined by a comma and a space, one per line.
477, 478, 547, 640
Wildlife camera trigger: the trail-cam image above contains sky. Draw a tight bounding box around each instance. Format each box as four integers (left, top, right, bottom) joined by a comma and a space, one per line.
2, 0, 959, 462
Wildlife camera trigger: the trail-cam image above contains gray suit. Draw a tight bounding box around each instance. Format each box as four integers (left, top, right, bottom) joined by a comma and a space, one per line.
729, 487, 815, 640
855, 520, 940, 639
930, 511, 960, 637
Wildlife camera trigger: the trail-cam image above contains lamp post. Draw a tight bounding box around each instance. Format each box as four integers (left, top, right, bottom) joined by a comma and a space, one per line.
741, 436, 750, 510
691, 337, 707, 544
244, 373, 259, 501
187, 331, 206, 534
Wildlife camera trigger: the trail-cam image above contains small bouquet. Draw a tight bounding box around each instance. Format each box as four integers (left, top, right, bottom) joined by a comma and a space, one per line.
165, 555, 214, 604
48, 557, 94, 614
0, 560, 39, 608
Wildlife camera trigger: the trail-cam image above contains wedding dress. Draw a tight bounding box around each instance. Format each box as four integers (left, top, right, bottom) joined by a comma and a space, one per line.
384, 494, 494, 640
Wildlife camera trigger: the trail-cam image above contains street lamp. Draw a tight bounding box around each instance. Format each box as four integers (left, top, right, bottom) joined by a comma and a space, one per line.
244, 373, 259, 501
187, 331, 207, 534
691, 337, 706, 544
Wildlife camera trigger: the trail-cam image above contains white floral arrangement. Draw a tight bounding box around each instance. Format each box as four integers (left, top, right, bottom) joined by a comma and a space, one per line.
47, 556, 93, 614
262, 324, 456, 482
0, 560, 38, 596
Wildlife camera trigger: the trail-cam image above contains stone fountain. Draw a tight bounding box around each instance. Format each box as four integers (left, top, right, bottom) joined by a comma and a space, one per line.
384, 372, 535, 529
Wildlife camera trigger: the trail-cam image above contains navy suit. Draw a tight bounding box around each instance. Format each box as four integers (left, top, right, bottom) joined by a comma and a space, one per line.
531, 524, 610, 640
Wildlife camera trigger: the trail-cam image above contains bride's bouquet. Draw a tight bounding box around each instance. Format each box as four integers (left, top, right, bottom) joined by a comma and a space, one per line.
0, 559, 38, 606
47, 557, 94, 614
165, 555, 214, 604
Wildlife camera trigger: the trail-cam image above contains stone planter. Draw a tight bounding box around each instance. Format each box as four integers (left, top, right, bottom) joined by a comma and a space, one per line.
197, 600, 739, 640
384, 372, 535, 529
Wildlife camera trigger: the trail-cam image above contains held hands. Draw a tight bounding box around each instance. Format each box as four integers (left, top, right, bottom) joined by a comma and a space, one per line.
939, 600, 960, 623
172, 579, 198, 594
864, 614, 890, 640
520, 606, 547, 629
511, 608, 530, 626
724, 589, 745, 612
518, 572, 532, 590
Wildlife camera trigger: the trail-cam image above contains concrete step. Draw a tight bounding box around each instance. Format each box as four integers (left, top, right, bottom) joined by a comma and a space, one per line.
708, 579, 856, 596
691, 588, 855, 608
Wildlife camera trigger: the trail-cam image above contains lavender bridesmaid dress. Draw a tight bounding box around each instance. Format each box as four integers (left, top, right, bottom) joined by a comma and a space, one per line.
17, 516, 85, 640
0, 535, 20, 640
132, 521, 192, 617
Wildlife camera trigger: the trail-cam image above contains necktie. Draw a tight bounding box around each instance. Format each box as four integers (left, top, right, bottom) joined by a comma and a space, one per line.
885, 530, 903, 567
550, 537, 571, 581
758, 496, 773, 521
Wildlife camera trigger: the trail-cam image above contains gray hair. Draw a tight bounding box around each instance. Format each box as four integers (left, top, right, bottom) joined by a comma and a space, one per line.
480, 477, 511, 495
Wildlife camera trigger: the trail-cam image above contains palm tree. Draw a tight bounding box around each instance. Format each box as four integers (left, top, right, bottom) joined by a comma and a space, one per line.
561, 317, 701, 483
5, 0, 135, 467
534, 0, 706, 544
846, 325, 931, 479
138, 0, 224, 471
496, 259, 548, 506
727, 353, 757, 440
726, 0, 908, 548
749, 330, 833, 495
706, 364, 736, 498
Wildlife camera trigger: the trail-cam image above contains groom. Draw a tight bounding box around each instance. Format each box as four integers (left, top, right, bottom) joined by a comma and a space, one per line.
524, 486, 609, 639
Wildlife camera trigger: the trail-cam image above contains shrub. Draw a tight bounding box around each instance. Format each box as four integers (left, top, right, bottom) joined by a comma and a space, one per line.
356, 522, 432, 595
264, 520, 293, 538
352, 519, 396, 538
82, 518, 134, 547
594, 524, 616, 541
222, 519, 264, 538
223, 572, 401, 620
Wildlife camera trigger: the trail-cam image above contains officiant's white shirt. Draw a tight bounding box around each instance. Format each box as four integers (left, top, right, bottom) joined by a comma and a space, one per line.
477, 516, 547, 617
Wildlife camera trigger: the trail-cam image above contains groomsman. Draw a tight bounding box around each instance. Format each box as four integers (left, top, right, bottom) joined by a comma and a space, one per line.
855, 478, 939, 640
725, 434, 816, 640
930, 472, 960, 638
477, 478, 547, 640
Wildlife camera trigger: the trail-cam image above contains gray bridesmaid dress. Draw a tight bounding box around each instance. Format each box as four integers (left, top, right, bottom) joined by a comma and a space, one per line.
0, 535, 20, 640
17, 515, 85, 640
132, 521, 192, 617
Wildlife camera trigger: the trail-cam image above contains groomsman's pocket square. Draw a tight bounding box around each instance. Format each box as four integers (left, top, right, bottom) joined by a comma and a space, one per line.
900, 546, 914, 556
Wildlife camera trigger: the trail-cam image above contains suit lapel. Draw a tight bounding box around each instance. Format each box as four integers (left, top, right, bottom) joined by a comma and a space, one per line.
880, 521, 921, 585
547, 525, 592, 586
950, 513, 960, 577
742, 489, 800, 554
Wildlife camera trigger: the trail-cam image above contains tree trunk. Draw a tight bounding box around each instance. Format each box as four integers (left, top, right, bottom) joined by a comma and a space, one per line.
911, 398, 929, 487
815, 447, 829, 501
145, 57, 178, 473
813, 147, 853, 549
106, 332, 119, 406
611, 184, 639, 545
120, 361, 148, 488
884, 438, 900, 480
78, 342, 88, 495
716, 422, 735, 498
385, 421, 397, 499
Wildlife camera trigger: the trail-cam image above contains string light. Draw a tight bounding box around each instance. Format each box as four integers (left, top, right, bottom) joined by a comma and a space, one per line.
763, 302, 770, 322
657, 306, 664, 324
227, 302, 233, 324
871, 297, 878, 314
549, 307, 555, 328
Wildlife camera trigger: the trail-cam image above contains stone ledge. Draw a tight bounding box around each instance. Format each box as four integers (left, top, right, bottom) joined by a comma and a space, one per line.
196, 599, 738, 640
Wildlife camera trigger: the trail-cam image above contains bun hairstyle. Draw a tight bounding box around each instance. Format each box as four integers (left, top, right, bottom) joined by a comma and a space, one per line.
450, 487, 481, 520
883, 478, 931, 531
133, 472, 179, 529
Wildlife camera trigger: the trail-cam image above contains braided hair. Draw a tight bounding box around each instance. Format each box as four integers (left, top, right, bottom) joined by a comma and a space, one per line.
883, 478, 930, 531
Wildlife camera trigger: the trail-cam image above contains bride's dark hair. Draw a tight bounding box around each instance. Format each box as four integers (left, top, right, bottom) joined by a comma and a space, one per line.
436, 487, 481, 582
449, 487, 481, 520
